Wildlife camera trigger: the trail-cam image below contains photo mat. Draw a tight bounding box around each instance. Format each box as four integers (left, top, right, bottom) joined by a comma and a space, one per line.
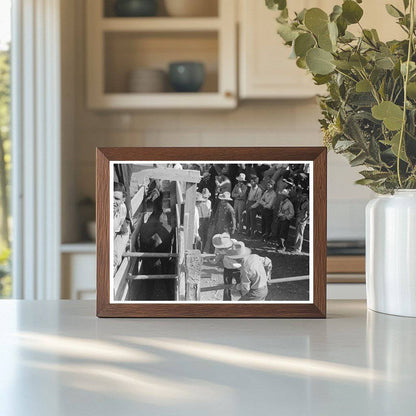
110, 161, 313, 304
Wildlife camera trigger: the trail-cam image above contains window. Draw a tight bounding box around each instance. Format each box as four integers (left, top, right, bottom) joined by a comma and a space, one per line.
0, 0, 11, 298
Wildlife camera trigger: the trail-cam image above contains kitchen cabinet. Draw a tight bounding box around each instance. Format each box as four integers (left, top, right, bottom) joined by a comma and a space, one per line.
239, 0, 325, 99
238, 0, 404, 99
86, 0, 237, 109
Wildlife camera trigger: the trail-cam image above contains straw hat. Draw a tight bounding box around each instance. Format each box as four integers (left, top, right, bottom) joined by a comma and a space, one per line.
195, 192, 205, 202
236, 173, 246, 182
218, 191, 233, 201
280, 188, 290, 196
212, 233, 233, 249
201, 188, 211, 199
226, 241, 252, 259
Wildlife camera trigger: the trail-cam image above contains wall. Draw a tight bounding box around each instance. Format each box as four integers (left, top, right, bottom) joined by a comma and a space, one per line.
61, 0, 374, 243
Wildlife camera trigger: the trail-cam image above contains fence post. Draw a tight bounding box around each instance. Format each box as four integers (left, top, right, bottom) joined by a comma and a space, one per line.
185, 250, 202, 301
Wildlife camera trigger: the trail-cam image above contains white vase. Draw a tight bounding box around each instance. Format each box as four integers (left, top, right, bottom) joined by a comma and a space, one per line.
366, 190, 416, 317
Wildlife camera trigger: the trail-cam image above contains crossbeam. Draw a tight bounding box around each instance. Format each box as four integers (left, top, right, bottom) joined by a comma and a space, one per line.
268, 275, 309, 284
123, 252, 178, 258
134, 168, 201, 184
128, 274, 178, 281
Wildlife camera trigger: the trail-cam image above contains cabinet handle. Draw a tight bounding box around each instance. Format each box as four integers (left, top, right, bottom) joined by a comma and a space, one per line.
224, 91, 234, 98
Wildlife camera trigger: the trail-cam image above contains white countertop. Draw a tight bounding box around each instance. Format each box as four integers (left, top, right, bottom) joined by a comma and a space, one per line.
0, 300, 415, 416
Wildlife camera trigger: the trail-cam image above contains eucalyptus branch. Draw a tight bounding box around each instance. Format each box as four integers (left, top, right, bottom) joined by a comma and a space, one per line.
397, 0, 415, 187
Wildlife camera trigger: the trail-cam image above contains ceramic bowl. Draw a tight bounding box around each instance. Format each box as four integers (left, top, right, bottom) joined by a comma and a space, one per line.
168, 62, 205, 93
127, 68, 167, 93
114, 0, 158, 17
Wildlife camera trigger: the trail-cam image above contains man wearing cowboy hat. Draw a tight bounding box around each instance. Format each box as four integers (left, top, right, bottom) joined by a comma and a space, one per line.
204, 191, 236, 252
272, 188, 295, 250
196, 189, 212, 252
246, 175, 263, 237
231, 173, 248, 234
228, 241, 272, 301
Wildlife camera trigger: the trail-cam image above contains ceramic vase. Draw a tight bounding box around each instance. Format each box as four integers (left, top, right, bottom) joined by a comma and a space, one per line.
366, 190, 416, 317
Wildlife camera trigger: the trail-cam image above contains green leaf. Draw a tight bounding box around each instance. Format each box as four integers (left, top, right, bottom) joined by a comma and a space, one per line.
382, 132, 409, 162
371, 29, 380, 42
336, 15, 348, 36
385, 4, 404, 18
403, 0, 410, 9
342, 0, 363, 24
350, 152, 368, 167
369, 136, 381, 162
333, 59, 353, 70
304, 8, 329, 35
296, 57, 307, 69
339, 31, 356, 42
407, 82, 416, 99
359, 170, 391, 180
372, 101, 404, 130
294, 33, 315, 57
334, 139, 356, 152
318, 32, 334, 52
266, 0, 287, 11
295, 8, 307, 22
375, 56, 395, 70
330, 5, 343, 22
306, 48, 335, 75
356, 79, 372, 93
313, 74, 332, 85
350, 53, 368, 69
277, 23, 299, 42
355, 178, 377, 185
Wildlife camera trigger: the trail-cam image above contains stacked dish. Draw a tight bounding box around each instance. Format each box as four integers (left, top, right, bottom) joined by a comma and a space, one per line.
164, 0, 217, 17
127, 68, 167, 93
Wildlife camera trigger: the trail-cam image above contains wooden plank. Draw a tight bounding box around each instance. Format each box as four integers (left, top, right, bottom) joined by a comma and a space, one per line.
327, 256, 365, 274
268, 275, 309, 284
185, 250, 202, 301
123, 252, 178, 258
184, 183, 197, 250
131, 185, 145, 217
176, 182, 183, 207
101, 17, 221, 32
177, 227, 186, 301
128, 274, 178, 281
134, 168, 201, 185
114, 257, 130, 301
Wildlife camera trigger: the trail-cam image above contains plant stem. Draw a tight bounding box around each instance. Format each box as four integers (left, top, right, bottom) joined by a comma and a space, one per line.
397, 0, 415, 188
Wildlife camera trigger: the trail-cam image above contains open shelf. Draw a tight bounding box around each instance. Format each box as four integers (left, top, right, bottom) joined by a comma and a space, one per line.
103, 0, 219, 18
101, 17, 221, 32
104, 31, 219, 94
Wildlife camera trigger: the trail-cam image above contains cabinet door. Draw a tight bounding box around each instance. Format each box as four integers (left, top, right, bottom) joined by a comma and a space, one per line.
238, 0, 403, 99
239, 0, 321, 99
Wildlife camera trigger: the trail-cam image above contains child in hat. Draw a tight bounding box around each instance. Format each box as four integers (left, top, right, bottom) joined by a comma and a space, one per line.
212, 233, 241, 301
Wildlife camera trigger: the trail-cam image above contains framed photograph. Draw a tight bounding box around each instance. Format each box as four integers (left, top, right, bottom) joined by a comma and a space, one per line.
96, 147, 327, 318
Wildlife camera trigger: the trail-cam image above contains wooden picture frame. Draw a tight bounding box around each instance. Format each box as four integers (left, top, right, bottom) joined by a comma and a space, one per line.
97, 147, 327, 318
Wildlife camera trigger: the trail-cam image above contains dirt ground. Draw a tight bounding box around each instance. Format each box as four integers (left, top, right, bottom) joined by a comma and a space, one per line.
200, 231, 310, 302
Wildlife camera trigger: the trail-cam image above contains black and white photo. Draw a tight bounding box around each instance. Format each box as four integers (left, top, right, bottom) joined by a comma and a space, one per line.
111, 161, 313, 303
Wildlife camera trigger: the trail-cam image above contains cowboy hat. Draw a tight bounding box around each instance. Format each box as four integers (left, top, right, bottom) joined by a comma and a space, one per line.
195, 192, 205, 202
218, 191, 233, 201
201, 188, 211, 199
280, 188, 290, 196
226, 241, 252, 259
212, 233, 233, 249
236, 173, 246, 182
